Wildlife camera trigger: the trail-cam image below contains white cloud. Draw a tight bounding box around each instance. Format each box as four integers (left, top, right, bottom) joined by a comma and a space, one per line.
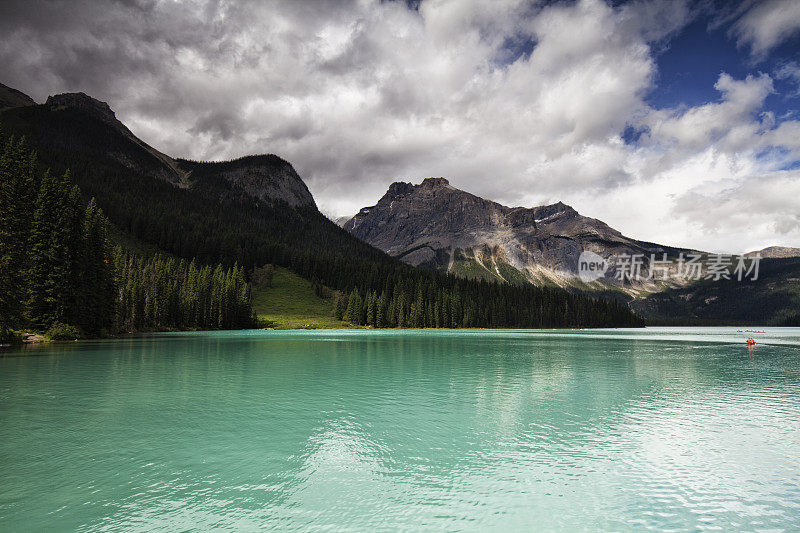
731, 0, 800, 58
0, 0, 798, 254
639, 73, 773, 152
775, 61, 800, 95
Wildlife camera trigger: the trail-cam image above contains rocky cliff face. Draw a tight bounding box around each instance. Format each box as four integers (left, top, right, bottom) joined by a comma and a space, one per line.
344, 177, 693, 289
177, 155, 316, 208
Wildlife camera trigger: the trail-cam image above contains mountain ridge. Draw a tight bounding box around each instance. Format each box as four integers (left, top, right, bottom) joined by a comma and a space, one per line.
1, 88, 315, 208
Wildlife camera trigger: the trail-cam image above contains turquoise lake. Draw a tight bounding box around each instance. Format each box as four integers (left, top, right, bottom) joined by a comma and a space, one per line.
2, 328, 799, 531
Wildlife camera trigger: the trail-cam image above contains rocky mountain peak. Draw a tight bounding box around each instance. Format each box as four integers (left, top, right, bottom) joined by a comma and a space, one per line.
532, 201, 577, 221
745, 246, 800, 258
386, 181, 415, 199
383, 177, 453, 201
46, 92, 120, 124
44, 92, 143, 145
177, 155, 316, 208
419, 177, 451, 188
342, 178, 671, 287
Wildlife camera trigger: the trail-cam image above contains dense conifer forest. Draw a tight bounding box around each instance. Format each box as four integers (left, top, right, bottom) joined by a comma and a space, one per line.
114, 251, 253, 331
0, 103, 645, 336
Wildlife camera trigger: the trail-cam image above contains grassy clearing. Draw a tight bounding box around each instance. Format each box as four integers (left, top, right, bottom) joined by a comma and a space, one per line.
450, 258, 502, 282
251, 266, 355, 329
496, 261, 530, 285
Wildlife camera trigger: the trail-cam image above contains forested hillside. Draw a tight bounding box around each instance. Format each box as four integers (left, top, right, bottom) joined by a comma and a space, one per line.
0, 90, 645, 332
0, 136, 255, 341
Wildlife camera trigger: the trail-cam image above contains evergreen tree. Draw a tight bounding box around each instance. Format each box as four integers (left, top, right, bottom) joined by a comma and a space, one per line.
410, 284, 424, 328
333, 291, 347, 321
366, 290, 377, 326
346, 288, 361, 324
376, 291, 388, 328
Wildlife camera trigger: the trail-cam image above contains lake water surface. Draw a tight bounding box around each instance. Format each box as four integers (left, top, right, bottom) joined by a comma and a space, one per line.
2, 328, 799, 531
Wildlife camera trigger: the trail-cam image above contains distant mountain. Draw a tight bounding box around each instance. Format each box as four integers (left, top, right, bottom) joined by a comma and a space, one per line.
343, 177, 693, 289
631, 257, 800, 325
334, 215, 353, 227
746, 246, 800, 259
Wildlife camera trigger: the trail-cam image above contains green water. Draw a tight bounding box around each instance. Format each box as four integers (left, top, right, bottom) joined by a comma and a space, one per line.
2, 328, 799, 531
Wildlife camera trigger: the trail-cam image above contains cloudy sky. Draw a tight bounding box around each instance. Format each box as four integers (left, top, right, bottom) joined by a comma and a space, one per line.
2, 0, 799, 253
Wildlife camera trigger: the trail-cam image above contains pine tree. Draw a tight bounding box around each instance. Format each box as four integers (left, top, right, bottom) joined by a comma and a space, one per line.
366, 290, 377, 326
410, 284, 424, 328
333, 291, 346, 321
376, 291, 388, 328
76, 199, 112, 334
387, 294, 397, 328
346, 288, 361, 324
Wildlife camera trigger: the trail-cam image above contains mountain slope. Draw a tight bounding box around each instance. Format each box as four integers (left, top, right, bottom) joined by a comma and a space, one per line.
0, 82, 36, 109
2, 91, 316, 207
178, 155, 315, 207
251, 266, 349, 329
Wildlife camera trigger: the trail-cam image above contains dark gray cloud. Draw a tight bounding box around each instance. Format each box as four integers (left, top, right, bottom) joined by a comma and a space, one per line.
1, 0, 798, 253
